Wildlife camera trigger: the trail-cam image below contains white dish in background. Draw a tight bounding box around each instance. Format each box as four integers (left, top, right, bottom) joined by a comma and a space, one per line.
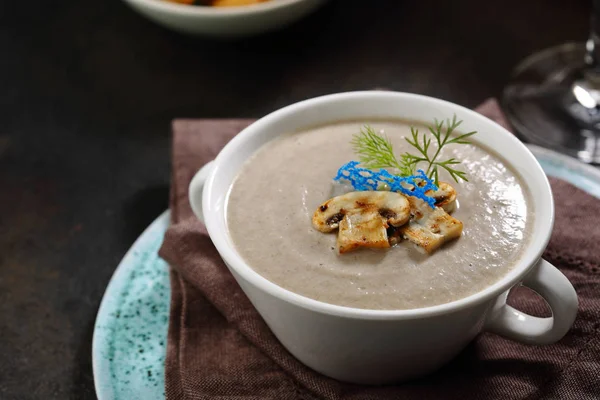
123, 0, 328, 37
93, 145, 600, 398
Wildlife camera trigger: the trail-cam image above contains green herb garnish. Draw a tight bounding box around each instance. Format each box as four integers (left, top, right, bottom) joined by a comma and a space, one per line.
351, 115, 476, 185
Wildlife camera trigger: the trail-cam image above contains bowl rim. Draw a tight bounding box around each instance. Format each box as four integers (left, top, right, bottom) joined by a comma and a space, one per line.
125, 0, 312, 16
203, 91, 554, 320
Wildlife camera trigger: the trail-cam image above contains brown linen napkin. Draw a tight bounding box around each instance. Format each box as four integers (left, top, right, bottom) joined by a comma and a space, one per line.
159, 100, 600, 400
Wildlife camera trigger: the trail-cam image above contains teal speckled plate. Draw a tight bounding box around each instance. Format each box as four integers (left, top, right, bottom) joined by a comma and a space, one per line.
93, 211, 170, 400
92, 146, 600, 400
528, 144, 600, 198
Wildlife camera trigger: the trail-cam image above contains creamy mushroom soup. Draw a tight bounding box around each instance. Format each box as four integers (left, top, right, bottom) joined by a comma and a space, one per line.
226, 120, 533, 310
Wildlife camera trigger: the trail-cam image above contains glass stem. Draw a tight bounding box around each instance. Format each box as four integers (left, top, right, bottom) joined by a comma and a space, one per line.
585, 0, 600, 81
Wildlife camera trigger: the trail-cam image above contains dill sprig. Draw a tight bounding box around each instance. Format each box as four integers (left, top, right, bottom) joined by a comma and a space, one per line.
351, 115, 476, 185
350, 125, 415, 176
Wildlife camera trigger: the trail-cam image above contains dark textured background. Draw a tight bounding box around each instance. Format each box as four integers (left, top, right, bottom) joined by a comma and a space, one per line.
0, 0, 590, 398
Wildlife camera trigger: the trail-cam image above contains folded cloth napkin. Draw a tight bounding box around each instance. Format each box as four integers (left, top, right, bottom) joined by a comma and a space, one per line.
159, 100, 600, 400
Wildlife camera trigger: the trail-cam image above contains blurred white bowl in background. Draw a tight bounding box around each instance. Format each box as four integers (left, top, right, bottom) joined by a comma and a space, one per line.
123, 0, 328, 37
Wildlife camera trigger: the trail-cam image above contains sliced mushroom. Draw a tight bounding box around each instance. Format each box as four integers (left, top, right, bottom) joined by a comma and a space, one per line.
312, 191, 411, 253
400, 195, 463, 253
337, 209, 390, 253
425, 182, 457, 213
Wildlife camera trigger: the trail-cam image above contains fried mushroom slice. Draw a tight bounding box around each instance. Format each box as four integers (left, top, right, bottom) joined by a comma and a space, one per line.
400, 196, 463, 254
425, 182, 458, 213
337, 209, 390, 253
312, 191, 411, 232
312, 191, 411, 253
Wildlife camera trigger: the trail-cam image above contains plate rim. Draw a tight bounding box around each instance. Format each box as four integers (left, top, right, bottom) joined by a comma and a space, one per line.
526, 143, 600, 183
92, 210, 171, 400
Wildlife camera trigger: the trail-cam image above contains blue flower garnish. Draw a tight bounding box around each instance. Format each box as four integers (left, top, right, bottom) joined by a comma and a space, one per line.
334, 161, 438, 208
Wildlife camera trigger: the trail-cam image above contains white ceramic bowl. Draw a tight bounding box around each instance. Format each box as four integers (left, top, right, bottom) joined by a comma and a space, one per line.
189, 91, 578, 384
123, 0, 327, 37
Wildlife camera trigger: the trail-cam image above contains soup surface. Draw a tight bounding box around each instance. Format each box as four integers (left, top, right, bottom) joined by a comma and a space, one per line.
226, 120, 533, 310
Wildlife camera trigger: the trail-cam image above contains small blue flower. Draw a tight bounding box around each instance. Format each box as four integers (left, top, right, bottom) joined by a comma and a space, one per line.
334, 161, 438, 208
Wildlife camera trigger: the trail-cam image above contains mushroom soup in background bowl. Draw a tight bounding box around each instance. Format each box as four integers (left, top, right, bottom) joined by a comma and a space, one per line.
188, 91, 578, 384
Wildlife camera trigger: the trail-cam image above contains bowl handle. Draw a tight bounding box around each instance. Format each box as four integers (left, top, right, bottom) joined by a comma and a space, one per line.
483, 258, 578, 345
188, 161, 215, 224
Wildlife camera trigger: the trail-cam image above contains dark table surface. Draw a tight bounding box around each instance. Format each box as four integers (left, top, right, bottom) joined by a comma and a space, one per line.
0, 0, 591, 398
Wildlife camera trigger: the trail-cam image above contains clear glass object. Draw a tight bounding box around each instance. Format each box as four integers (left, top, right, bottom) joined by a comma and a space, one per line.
503, 1, 600, 163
